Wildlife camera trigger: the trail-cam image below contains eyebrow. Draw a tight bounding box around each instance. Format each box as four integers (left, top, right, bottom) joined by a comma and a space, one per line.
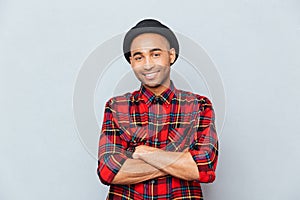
132, 48, 163, 57
150, 48, 163, 52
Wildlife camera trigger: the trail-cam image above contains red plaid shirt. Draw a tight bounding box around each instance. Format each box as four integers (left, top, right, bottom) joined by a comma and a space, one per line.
97, 82, 218, 200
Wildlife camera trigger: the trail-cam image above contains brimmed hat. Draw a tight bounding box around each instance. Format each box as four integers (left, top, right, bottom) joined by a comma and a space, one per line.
123, 19, 179, 65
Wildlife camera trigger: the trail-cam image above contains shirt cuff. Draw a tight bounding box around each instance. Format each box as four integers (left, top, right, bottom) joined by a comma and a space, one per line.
98, 153, 128, 185
189, 149, 216, 183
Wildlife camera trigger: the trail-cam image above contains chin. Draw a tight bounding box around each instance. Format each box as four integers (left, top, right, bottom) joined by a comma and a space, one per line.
144, 83, 161, 88
142, 79, 162, 87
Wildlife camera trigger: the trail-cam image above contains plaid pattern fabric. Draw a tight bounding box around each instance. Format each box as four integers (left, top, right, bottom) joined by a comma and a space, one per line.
97, 82, 218, 200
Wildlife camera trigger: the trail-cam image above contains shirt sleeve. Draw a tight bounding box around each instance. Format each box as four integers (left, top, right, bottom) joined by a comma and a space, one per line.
188, 97, 219, 183
97, 99, 129, 185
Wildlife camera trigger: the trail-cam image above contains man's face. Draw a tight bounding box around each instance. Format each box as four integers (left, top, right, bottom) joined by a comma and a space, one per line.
129, 33, 176, 94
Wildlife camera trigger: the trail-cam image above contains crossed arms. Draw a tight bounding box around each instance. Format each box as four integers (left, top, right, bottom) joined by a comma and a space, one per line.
111, 145, 199, 184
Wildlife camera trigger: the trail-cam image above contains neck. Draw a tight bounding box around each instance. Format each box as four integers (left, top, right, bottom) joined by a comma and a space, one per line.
144, 80, 171, 96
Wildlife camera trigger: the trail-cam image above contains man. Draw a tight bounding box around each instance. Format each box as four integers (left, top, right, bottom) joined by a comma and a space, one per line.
97, 19, 218, 200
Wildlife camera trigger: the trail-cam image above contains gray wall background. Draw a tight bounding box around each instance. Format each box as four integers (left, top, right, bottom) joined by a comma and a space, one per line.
1, 0, 300, 199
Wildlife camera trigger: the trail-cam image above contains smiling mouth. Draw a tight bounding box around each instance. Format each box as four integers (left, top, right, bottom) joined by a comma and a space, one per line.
144, 71, 159, 79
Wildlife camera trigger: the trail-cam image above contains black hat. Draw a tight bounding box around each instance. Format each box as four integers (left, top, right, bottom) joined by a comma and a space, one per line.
123, 19, 179, 65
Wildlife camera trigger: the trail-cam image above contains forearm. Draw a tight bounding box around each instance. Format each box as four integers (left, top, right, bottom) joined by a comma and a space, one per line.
136, 149, 199, 181
111, 158, 167, 185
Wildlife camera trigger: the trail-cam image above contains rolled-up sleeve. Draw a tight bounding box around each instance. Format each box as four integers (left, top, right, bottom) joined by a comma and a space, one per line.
97, 99, 129, 185
189, 97, 219, 183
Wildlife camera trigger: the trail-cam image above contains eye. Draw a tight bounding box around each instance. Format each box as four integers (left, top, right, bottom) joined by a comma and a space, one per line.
134, 56, 143, 61
152, 52, 161, 58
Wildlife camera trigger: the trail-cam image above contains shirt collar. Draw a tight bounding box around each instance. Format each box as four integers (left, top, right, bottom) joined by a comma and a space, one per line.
137, 81, 176, 106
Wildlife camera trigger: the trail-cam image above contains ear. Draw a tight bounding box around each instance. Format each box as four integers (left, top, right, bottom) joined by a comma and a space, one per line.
169, 48, 176, 64
129, 56, 133, 65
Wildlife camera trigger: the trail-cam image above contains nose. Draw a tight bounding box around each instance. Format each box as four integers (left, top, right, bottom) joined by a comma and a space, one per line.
143, 56, 154, 70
